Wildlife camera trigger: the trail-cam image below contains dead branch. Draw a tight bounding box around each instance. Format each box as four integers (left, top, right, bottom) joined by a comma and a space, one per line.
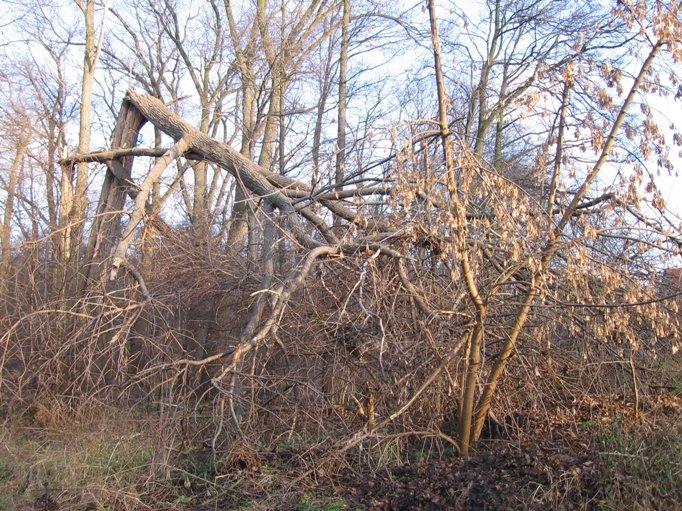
110, 136, 191, 277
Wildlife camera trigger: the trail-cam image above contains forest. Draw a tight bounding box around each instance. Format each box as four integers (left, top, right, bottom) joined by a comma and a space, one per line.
0, 0, 681, 509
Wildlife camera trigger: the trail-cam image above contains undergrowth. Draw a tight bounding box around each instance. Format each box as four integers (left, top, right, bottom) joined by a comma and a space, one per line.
0, 412, 155, 510
595, 406, 682, 510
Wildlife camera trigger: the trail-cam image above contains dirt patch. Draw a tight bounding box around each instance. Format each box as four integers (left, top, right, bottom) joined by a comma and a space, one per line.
340, 446, 600, 510
339, 395, 682, 511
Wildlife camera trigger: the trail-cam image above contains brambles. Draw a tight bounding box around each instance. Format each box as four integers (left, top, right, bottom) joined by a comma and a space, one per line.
1, 0, 682, 509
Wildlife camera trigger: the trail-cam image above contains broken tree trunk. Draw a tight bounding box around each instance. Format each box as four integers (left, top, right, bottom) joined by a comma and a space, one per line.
63, 90, 408, 294
120, 91, 396, 252
81, 99, 146, 286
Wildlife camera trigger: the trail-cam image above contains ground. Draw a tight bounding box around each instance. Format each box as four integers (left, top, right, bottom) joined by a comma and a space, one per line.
1, 393, 680, 511
340, 447, 599, 510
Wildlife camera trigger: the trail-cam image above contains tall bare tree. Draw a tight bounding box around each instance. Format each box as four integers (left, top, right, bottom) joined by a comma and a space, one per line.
0, 100, 32, 297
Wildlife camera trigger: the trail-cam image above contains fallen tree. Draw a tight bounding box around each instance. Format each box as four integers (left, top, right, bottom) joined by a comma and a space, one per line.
54, 66, 680, 460
43, 0, 681, 461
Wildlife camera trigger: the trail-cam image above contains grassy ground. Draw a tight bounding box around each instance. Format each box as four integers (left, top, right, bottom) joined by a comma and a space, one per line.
0, 411, 155, 510
594, 396, 682, 510
0, 394, 679, 510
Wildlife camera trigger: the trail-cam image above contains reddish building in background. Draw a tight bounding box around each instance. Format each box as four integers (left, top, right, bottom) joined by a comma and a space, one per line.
663, 268, 682, 289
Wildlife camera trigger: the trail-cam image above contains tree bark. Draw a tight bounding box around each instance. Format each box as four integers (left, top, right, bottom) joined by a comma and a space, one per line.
110, 137, 191, 277
83, 100, 146, 284
225, 0, 261, 248
428, 0, 487, 457
0, 131, 30, 295
469, 40, 665, 443
66, 0, 107, 297
123, 91, 319, 248
335, 0, 350, 191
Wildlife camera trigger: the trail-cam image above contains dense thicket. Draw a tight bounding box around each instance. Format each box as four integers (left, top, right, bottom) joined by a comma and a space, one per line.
1, 0, 681, 471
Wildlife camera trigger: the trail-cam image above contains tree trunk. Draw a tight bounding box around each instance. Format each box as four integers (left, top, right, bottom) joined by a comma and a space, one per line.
428, 0, 487, 456
0, 132, 30, 296
335, 0, 350, 191
83, 100, 146, 284
225, 0, 260, 249
66, 0, 107, 298
470, 41, 664, 444
473, 0, 501, 156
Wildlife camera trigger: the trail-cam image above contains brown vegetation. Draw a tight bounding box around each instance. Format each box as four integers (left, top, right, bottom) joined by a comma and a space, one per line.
1, 0, 682, 509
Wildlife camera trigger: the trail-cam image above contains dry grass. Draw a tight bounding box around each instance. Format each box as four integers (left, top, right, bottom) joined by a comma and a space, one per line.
593, 395, 682, 511
0, 411, 156, 510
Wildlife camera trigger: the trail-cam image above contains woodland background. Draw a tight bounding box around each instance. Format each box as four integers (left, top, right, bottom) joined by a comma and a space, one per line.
0, 0, 681, 509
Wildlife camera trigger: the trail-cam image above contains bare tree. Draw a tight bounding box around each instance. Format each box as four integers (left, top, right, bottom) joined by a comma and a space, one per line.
0, 96, 32, 296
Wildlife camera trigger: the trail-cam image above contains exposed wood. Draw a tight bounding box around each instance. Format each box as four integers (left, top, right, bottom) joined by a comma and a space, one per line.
110, 136, 191, 277
117, 91, 393, 246
83, 99, 146, 284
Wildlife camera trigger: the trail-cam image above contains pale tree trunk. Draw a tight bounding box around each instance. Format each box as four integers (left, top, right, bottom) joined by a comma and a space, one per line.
258, 77, 283, 171
137, 127, 163, 350
428, 0, 487, 457
164, 0, 229, 237
66, 0, 107, 299
192, 118, 210, 236
244, 0, 287, 266
225, 0, 260, 249
226, 0, 336, 251
493, 69, 508, 167
335, 0, 349, 192
252, 79, 284, 267
193, 114, 210, 235
0, 130, 30, 297
75, 0, 96, 199
83, 100, 146, 284
20, 48, 69, 296
44, 118, 62, 230
311, 28, 334, 187
473, 0, 501, 156
56, 160, 74, 300
256, 0, 285, 172
110, 137, 191, 275
239, 0, 287, 350
546, 78, 571, 222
